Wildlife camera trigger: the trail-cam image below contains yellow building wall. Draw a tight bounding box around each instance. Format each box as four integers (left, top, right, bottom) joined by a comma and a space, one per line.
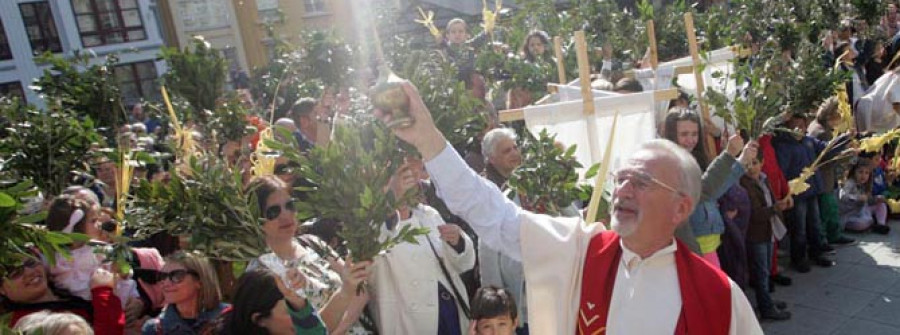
233, 0, 358, 70
232, 0, 269, 70
156, 0, 181, 48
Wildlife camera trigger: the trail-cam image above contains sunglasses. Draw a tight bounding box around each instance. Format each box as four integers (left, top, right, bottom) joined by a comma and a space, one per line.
156, 269, 199, 284
265, 199, 297, 221
274, 163, 300, 175
133, 268, 162, 284
5, 258, 41, 281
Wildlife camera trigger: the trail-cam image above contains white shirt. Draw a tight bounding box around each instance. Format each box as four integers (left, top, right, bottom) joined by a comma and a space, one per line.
369, 205, 475, 334
869, 72, 900, 132
609, 240, 682, 334
426, 143, 762, 335
51, 245, 139, 307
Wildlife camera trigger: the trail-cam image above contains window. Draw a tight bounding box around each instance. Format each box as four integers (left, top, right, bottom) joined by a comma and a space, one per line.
177, 0, 230, 32
72, 0, 147, 47
115, 61, 158, 104
222, 46, 239, 72
20, 2, 62, 54
256, 0, 278, 11
256, 0, 281, 23
258, 9, 281, 24
0, 19, 11, 60
304, 0, 326, 14
0, 81, 26, 102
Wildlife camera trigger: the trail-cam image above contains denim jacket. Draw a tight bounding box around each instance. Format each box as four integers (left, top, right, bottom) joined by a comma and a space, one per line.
688, 152, 745, 237
142, 303, 230, 335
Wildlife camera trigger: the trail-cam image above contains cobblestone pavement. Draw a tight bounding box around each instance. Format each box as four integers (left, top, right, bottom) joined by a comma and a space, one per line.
760, 221, 900, 334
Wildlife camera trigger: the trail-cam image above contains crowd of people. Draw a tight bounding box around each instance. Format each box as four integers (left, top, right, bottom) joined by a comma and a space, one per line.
4, 4, 900, 335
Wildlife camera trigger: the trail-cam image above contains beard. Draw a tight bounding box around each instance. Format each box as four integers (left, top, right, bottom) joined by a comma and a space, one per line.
610, 205, 640, 237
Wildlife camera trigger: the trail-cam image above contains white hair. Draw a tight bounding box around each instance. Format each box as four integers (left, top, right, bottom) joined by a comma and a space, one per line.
14, 311, 93, 335
62, 186, 100, 209
275, 118, 296, 128
636, 139, 702, 212
481, 128, 517, 159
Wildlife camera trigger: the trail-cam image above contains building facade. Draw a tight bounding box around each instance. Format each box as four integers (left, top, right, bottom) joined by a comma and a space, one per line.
237, 0, 358, 69
156, 0, 358, 81
157, 0, 251, 86
0, 0, 167, 107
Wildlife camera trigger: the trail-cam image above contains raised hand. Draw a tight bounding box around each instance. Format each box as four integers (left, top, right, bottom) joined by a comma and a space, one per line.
738, 140, 759, 167
90, 267, 116, 290
330, 257, 373, 292
275, 269, 309, 310
374, 82, 446, 160
389, 163, 420, 199
726, 134, 745, 158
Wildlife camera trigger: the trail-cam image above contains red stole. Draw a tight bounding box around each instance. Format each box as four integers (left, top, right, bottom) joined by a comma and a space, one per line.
577, 231, 732, 335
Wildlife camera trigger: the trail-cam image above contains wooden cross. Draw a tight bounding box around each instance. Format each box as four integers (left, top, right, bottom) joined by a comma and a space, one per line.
685, 12, 719, 160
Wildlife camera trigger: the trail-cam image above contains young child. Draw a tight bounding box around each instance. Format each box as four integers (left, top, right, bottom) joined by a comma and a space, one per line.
739, 156, 792, 321
839, 159, 891, 234
445, 18, 470, 46
469, 286, 520, 335
44, 195, 140, 307
438, 18, 488, 84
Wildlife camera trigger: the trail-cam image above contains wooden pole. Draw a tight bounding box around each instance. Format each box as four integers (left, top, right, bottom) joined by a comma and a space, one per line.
684, 12, 718, 159
574, 31, 594, 116
554, 36, 566, 84
647, 20, 659, 70
586, 110, 619, 224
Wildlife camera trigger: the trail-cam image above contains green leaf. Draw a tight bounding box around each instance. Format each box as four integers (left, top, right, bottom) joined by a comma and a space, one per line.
360, 186, 374, 209
14, 211, 48, 224
0, 192, 15, 207
584, 163, 601, 179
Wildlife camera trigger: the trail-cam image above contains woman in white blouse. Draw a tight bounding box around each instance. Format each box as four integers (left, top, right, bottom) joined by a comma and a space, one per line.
245, 175, 372, 334
369, 161, 476, 335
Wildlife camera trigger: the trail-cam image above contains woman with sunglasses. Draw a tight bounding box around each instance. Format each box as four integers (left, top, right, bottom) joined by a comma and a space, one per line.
217, 268, 326, 335
141, 251, 229, 335
1, 255, 125, 334
244, 175, 372, 335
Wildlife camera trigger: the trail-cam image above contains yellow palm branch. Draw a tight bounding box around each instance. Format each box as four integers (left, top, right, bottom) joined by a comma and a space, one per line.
415, 7, 441, 38
161, 86, 196, 159
251, 127, 277, 177
115, 149, 134, 231
859, 129, 900, 153
788, 131, 850, 196
788, 167, 814, 196
832, 87, 853, 136
482, 0, 502, 35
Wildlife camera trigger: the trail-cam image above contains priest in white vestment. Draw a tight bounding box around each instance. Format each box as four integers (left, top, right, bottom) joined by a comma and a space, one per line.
376, 82, 763, 335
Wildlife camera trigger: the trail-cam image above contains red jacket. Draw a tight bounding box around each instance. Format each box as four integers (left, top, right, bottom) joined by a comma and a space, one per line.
759, 134, 789, 200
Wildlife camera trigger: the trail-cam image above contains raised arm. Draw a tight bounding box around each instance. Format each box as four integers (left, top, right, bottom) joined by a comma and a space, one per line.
376, 83, 526, 261
701, 136, 755, 201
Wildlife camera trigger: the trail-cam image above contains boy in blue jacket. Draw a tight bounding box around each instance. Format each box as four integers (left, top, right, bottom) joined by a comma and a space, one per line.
772, 113, 852, 273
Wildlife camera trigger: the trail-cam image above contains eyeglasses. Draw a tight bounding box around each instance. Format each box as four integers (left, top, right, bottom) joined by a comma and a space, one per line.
156, 269, 199, 284
265, 199, 298, 221
609, 169, 684, 196
5, 258, 40, 281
